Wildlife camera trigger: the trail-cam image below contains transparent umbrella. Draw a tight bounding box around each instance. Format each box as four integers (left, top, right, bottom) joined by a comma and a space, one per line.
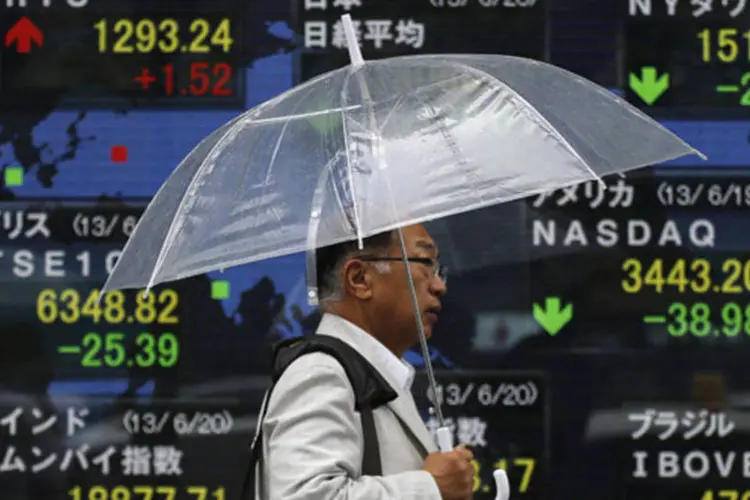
102, 14, 704, 499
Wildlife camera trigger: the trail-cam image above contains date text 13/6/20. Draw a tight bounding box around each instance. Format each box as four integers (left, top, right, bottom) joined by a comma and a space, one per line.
427, 382, 539, 407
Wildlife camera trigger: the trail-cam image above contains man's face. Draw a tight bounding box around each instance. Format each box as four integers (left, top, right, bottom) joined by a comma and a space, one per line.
372, 224, 447, 342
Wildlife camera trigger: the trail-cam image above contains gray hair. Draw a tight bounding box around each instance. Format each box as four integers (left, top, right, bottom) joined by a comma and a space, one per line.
318, 253, 392, 305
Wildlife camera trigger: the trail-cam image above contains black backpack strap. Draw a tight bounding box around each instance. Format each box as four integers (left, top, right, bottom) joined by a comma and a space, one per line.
239, 334, 398, 499
359, 406, 381, 476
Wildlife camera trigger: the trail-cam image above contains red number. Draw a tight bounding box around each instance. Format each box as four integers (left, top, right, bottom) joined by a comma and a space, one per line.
189, 62, 211, 96
212, 63, 232, 96
188, 62, 233, 97
161, 64, 175, 96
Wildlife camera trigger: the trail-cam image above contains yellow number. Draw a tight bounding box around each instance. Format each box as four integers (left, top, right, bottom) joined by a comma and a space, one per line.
212, 487, 225, 500
156, 486, 176, 500
493, 458, 535, 494
37, 289, 57, 323
690, 259, 711, 293
103, 291, 126, 323
157, 19, 179, 52
111, 486, 130, 500
135, 19, 157, 53
58, 289, 80, 324
93, 19, 107, 52
698, 28, 747, 63
471, 459, 481, 492
700, 491, 750, 500
666, 259, 688, 292
133, 486, 154, 500
644, 259, 665, 292
722, 259, 744, 293
621, 258, 642, 293
719, 28, 739, 62
514, 458, 535, 493
187, 487, 207, 500
90, 486, 108, 500
189, 19, 210, 53
158, 290, 180, 324
113, 19, 135, 53
135, 291, 157, 323
211, 19, 233, 52
82, 290, 103, 323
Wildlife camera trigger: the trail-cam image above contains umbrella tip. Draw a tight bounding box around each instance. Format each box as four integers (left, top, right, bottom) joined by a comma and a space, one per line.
341, 14, 364, 68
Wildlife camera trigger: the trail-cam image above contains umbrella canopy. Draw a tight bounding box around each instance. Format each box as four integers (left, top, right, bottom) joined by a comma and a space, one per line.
102, 51, 703, 295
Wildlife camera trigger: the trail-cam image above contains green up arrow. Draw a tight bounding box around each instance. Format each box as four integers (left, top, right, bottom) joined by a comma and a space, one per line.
629, 67, 670, 105
533, 297, 573, 336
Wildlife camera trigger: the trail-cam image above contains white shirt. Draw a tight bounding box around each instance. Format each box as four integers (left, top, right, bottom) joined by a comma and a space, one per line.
316, 313, 416, 390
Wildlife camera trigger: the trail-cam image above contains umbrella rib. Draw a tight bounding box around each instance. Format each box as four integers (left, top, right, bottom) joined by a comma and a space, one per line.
409, 73, 488, 207
338, 69, 364, 246
245, 104, 364, 126
144, 102, 277, 290
450, 60, 603, 185
262, 84, 322, 186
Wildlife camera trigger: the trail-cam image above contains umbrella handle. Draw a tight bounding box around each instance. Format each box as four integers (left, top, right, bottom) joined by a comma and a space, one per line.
493, 469, 511, 500
436, 427, 510, 500
436, 426, 453, 452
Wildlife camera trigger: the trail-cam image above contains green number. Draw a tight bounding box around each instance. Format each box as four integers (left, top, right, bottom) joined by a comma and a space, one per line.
133, 332, 179, 367
667, 303, 688, 336
721, 303, 742, 336
158, 333, 179, 367
690, 302, 711, 336
741, 72, 750, 106
81, 333, 102, 367
135, 333, 156, 367
103, 332, 126, 367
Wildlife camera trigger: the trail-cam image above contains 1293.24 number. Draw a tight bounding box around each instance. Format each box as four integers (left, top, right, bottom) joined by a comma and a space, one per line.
76, 332, 179, 368
94, 18, 232, 54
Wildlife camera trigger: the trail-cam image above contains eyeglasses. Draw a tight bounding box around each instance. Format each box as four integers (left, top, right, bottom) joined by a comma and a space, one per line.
358, 256, 448, 284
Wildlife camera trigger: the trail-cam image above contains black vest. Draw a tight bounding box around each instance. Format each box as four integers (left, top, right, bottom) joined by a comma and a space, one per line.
239, 334, 398, 499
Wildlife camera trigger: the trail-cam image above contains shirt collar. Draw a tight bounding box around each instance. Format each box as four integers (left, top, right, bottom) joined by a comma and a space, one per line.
316, 313, 415, 391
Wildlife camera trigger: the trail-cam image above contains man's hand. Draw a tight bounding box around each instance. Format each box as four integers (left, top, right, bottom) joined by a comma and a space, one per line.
422, 445, 474, 500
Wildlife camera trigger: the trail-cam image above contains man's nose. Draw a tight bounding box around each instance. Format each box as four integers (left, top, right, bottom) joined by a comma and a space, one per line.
430, 275, 447, 296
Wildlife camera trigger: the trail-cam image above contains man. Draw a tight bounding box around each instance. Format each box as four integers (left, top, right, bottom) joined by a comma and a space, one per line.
257, 224, 475, 499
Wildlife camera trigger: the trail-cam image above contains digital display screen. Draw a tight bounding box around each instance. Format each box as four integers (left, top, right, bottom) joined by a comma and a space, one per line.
0, 0, 745, 499
294, 0, 548, 81
624, 0, 750, 117
0, 1, 245, 109
0, 199, 256, 498
413, 371, 548, 499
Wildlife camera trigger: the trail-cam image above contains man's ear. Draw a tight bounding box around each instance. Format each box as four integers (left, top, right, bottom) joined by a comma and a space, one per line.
342, 259, 374, 300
